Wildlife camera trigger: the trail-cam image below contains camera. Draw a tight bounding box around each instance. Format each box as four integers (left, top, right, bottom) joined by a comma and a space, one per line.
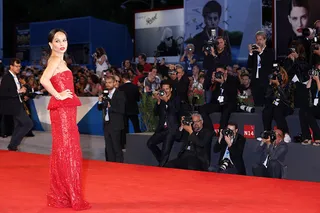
182, 116, 193, 126
215, 71, 223, 79
268, 63, 282, 83
102, 89, 111, 103
158, 89, 166, 97
239, 105, 255, 113
222, 128, 234, 137
251, 44, 259, 51
288, 47, 296, 54
308, 67, 320, 77
219, 158, 232, 171
260, 130, 276, 143
91, 52, 97, 58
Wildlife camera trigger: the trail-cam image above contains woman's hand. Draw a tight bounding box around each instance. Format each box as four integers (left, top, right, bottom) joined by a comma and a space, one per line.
313, 75, 320, 82
59, 89, 73, 100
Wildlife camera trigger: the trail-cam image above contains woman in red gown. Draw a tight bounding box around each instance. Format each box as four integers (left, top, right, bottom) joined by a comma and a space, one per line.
40, 29, 91, 210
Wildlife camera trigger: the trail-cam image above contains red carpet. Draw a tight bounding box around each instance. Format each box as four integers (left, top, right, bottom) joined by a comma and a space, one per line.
0, 151, 319, 213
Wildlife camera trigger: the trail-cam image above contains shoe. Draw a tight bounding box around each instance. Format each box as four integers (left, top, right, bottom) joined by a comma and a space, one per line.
25, 133, 35, 137
301, 140, 312, 145
313, 141, 320, 146
7, 145, 18, 151
284, 134, 291, 143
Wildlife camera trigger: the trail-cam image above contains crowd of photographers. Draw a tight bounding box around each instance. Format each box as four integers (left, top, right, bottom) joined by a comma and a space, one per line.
2, 24, 320, 179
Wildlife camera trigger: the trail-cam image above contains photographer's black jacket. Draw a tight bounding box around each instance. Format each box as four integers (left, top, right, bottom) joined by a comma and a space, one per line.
247, 48, 275, 86
176, 128, 214, 169
154, 95, 180, 134
213, 134, 246, 175
209, 75, 239, 106
265, 82, 295, 110
97, 89, 126, 131
204, 49, 232, 90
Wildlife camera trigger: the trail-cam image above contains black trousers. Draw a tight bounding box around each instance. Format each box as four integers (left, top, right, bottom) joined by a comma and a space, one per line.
104, 122, 123, 163
121, 114, 141, 149
262, 103, 292, 134
252, 160, 282, 179
299, 107, 320, 140
165, 151, 205, 171
252, 80, 266, 106
147, 129, 176, 167
0, 114, 14, 137
200, 103, 235, 131
7, 106, 33, 150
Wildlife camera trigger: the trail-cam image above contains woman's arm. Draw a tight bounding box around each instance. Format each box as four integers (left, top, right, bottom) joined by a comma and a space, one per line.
97, 55, 107, 65
40, 57, 72, 100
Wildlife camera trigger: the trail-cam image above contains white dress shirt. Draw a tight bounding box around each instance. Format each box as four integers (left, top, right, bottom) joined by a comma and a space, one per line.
105, 88, 116, 121
9, 70, 22, 102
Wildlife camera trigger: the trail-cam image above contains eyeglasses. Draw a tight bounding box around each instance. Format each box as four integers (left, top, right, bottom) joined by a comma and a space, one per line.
166, 36, 173, 41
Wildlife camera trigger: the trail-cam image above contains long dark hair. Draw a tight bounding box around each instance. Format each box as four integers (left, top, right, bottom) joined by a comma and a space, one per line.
47, 28, 68, 59
288, 0, 309, 16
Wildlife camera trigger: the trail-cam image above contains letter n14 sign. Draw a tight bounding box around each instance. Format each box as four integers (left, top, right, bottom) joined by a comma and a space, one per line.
244, 125, 255, 139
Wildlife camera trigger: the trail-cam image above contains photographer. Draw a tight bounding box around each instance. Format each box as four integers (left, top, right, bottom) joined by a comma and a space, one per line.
247, 31, 275, 106
252, 129, 288, 179
93, 47, 109, 78
147, 80, 180, 167
98, 76, 126, 162
237, 74, 255, 113
165, 113, 214, 171
212, 123, 246, 175
299, 63, 320, 146
203, 37, 232, 103
180, 44, 197, 76
200, 64, 239, 132
262, 67, 295, 143
283, 42, 311, 109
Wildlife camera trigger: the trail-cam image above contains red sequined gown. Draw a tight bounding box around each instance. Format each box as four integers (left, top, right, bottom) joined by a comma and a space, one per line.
47, 71, 91, 210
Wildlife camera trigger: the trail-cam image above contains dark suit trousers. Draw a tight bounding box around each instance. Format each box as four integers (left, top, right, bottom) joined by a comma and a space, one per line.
8, 106, 33, 150
200, 103, 235, 130
165, 151, 205, 171
299, 107, 320, 140
262, 103, 291, 134
0, 114, 14, 136
147, 129, 175, 167
252, 160, 282, 179
252, 79, 267, 106
121, 114, 141, 149
104, 122, 123, 163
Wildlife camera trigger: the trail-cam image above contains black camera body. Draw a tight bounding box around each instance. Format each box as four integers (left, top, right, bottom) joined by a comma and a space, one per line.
215, 71, 223, 79
182, 116, 193, 126
260, 130, 276, 143
309, 67, 320, 77
252, 44, 259, 51
268, 63, 282, 83
102, 90, 111, 103
158, 89, 166, 97
219, 158, 232, 171
222, 128, 234, 137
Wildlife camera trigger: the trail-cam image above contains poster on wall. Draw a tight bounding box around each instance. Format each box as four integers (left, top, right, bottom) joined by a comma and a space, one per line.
135, 8, 185, 63
276, 0, 320, 59
16, 23, 30, 61
184, 0, 262, 63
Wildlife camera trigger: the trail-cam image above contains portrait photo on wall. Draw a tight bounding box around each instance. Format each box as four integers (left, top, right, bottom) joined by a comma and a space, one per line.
276, 0, 320, 59
184, 0, 262, 62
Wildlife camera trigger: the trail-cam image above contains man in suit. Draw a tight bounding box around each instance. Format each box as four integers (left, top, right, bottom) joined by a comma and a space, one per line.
175, 65, 191, 117
200, 64, 240, 132
98, 76, 126, 162
0, 58, 33, 151
118, 72, 141, 149
147, 80, 180, 167
166, 113, 214, 171
252, 129, 288, 179
247, 31, 275, 106
212, 122, 246, 175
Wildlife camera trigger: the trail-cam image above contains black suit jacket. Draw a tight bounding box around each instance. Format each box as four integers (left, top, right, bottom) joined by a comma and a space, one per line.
154, 95, 180, 134
0, 72, 23, 115
247, 48, 275, 86
118, 82, 140, 115
177, 128, 214, 169
97, 89, 126, 131
176, 74, 189, 103
213, 134, 246, 175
